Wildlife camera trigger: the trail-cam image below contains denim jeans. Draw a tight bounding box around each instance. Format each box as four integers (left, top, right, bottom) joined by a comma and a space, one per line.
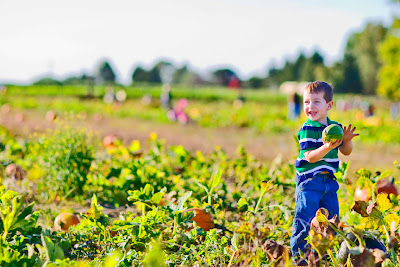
290, 172, 339, 258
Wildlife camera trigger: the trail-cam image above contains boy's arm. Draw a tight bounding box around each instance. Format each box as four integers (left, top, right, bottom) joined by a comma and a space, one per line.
339, 124, 359, 156
304, 139, 342, 163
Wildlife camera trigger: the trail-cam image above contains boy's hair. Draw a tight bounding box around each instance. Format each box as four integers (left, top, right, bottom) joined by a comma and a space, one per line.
304, 81, 333, 102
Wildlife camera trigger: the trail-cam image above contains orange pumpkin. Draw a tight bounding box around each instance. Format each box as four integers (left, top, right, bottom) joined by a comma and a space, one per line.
103, 135, 118, 149
182, 208, 214, 231
354, 187, 370, 202
54, 212, 80, 231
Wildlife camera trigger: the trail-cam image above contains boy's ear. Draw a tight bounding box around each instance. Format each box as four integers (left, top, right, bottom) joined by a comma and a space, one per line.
327, 101, 333, 110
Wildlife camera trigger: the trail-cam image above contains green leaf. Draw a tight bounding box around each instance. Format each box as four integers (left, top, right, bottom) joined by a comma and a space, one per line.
151, 192, 165, 206
211, 168, 222, 189
143, 242, 166, 267
41, 234, 64, 262
356, 168, 372, 178
232, 233, 239, 251
104, 249, 123, 267
237, 197, 249, 212
377, 171, 392, 181
144, 184, 154, 197
169, 191, 192, 212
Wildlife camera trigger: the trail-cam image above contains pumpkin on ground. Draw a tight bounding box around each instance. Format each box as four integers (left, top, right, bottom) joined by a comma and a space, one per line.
182, 208, 214, 231
103, 135, 117, 147
54, 212, 80, 231
354, 187, 370, 202
376, 178, 398, 197
5, 163, 26, 180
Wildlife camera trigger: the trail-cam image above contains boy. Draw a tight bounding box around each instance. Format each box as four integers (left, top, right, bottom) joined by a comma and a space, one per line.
290, 81, 359, 264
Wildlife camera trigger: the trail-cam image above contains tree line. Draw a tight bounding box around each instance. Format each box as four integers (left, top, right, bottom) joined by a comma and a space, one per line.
33, 1, 399, 100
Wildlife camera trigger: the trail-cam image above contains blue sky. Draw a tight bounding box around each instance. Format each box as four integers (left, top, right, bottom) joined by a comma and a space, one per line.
0, 0, 396, 85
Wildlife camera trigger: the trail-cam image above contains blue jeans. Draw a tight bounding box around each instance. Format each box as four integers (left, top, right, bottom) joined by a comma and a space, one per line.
290, 172, 339, 258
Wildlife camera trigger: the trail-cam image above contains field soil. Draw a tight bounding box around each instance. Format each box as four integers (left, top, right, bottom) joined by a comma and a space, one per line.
1, 109, 399, 178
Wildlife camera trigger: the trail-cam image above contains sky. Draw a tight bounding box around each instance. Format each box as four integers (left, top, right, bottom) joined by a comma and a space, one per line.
0, 0, 396, 85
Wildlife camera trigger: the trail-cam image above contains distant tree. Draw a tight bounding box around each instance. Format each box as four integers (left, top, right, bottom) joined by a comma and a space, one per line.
325, 54, 362, 93
293, 52, 306, 80
62, 76, 82, 85
171, 65, 204, 86
98, 61, 116, 84
266, 64, 281, 88
131, 66, 149, 83
265, 51, 325, 87
63, 73, 95, 85
172, 65, 189, 84
212, 68, 238, 86
148, 66, 162, 83
339, 54, 363, 93
345, 22, 387, 94
310, 51, 324, 65
33, 77, 62, 86
279, 60, 296, 83
378, 17, 400, 100
247, 76, 265, 89
299, 51, 325, 82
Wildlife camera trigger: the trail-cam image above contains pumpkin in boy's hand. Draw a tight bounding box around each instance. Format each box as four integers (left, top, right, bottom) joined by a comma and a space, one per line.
322, 124, 344, 143
182, 208, 214, 231
54, 212, 80, 231
354, 187, 370, 202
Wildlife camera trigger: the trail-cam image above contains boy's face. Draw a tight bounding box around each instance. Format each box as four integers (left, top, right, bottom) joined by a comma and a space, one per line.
303, 91, 333, 124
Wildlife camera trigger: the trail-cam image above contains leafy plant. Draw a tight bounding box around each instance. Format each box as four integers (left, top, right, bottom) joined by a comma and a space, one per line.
36, 120, 95, 200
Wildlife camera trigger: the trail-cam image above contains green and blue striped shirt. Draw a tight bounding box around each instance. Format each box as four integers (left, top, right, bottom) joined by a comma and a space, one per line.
295, 117, 342, 184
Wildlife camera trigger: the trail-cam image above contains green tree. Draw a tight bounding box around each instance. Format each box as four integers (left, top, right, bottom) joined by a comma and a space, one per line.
148, 66, 162, 83
378, 18, 400, 100
293, 52, 306, 80
299, 51, 324, 81
148, 61, 174, 84
131, 66, 149, 83
322, 53, 362, 94
32, 77, 62, 86
345, 22, 387, 94
246, 76, 265, 89
172, 65, 189, 84
98, 61, 117, 84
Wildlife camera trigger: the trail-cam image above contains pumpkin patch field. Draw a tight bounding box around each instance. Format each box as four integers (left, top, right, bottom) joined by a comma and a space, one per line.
0, 85, 400, 266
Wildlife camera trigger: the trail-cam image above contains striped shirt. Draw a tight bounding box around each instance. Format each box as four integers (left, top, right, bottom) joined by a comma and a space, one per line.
295, 117, 342, 184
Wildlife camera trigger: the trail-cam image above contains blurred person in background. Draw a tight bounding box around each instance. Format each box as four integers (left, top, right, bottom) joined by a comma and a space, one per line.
161, 84, 172, 110
288, 92, 301, 120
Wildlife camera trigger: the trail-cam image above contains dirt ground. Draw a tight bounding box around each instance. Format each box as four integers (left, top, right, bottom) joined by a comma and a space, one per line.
1, 109, 399, 178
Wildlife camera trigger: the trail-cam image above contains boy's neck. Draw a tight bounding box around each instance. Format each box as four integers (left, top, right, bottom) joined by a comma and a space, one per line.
308, 117, 329, 126
318, 117, 328, 126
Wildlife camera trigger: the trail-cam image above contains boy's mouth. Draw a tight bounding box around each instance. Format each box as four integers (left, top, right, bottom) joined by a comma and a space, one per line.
308, 111, 317, 117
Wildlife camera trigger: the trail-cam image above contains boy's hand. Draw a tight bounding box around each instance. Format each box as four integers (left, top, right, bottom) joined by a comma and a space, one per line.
343, 124, 359, 142
323, 138, 342, 150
